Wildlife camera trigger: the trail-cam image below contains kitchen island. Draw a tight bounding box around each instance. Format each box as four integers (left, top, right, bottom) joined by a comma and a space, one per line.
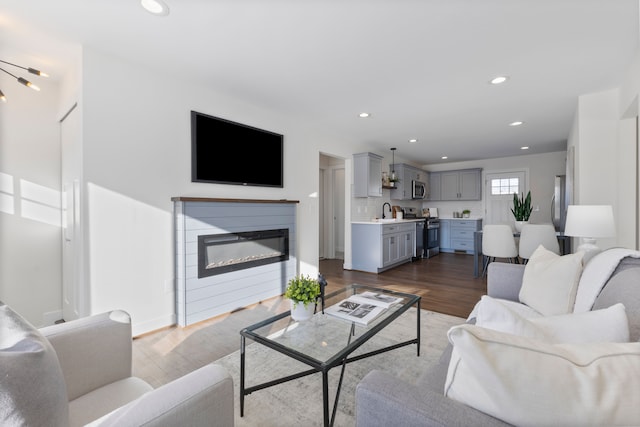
351, 219, 423, 273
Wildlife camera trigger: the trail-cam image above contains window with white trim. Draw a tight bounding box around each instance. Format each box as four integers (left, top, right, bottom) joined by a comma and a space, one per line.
490, 177, 520, 195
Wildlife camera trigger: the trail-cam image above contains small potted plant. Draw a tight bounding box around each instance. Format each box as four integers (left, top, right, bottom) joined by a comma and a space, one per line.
284, 274, 321, 321
388, 175, 400, 188
511, 191, 533, 231
462, 209, 471, 218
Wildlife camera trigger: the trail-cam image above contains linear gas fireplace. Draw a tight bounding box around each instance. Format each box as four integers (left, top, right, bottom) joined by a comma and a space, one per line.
197, 228, 289, 278
173, 197, 298, 327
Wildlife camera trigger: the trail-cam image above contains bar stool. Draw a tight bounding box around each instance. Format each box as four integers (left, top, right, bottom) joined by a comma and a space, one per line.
482, 224, 518, 276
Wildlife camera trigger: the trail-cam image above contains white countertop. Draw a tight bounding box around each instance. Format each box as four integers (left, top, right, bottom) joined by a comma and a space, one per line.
352, 218, 426, 225
438, 217, 483, 221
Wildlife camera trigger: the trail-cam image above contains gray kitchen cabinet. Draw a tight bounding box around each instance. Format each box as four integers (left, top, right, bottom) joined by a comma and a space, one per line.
390, 163, 428, 200
440, 168, 482, 201
428, 172, 441, 201
439, 219, 451, 249
440, 219, 482, 254
353, 152, 382, 197
352, 221, 416, 273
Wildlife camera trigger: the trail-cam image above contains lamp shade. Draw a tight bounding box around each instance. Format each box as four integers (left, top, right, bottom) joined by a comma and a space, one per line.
564, 205, 615, 238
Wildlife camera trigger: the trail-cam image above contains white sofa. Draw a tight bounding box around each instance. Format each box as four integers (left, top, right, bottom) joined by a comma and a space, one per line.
0, 303, 234, 427
356, 248, 640, 426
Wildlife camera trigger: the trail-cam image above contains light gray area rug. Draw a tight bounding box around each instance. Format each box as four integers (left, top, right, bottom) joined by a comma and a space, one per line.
216, 308, 463, 427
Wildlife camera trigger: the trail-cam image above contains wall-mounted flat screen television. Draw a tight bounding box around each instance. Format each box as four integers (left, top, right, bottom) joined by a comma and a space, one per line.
191, 110, 284, 187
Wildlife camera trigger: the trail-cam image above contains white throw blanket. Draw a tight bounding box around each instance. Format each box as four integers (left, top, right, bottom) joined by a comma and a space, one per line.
573, 248, 640, 312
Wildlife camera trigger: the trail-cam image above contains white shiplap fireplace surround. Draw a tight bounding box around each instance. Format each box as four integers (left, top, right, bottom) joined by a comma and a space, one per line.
173, 198, 298, 327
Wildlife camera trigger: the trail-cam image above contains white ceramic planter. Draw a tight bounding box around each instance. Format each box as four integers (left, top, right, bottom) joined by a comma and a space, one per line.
514, 220, 528, 232
290, 300, 315, 321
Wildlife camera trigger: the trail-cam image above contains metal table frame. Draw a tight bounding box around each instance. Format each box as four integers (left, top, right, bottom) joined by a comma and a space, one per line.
239, 284, 421, 427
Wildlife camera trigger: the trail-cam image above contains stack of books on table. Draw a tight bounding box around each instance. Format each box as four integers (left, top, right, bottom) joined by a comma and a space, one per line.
325, 291, 403, 325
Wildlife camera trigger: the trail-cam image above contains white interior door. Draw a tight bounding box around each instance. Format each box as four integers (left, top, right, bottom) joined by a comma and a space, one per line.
485, 171, 527, 226
333, 168, 345, 257
318, 169, 325, 258
61, 104, 83, 321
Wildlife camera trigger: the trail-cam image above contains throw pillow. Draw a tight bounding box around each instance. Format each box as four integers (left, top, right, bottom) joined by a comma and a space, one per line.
0, 302, 69, 426
519, 245, 584, 315
476, 295, 630, 343
445, 324, 640, 427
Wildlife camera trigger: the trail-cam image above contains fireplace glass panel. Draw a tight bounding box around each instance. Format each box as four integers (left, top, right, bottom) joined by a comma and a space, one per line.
198, 229, 289, 278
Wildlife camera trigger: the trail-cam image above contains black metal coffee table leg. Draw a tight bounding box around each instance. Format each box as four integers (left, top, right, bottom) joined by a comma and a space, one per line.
240, 334, 245, 417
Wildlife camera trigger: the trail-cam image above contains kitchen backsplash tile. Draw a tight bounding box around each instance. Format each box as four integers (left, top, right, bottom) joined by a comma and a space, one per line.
421, 200, 483, 219
351, 197, 423, 221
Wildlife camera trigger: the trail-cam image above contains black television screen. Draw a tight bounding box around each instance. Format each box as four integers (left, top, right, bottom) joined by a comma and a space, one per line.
191, 111, 283, 187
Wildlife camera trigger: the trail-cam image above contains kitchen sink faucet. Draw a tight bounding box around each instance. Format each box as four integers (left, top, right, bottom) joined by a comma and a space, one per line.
382, 202, 391, 219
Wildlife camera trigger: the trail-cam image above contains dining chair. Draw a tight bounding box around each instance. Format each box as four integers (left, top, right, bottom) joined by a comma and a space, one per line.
518, 223, 560, 263
482, 224, 518, 276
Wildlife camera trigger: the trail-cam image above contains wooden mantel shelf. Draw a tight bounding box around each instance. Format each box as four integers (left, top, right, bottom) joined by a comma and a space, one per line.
171, 197, 300, 204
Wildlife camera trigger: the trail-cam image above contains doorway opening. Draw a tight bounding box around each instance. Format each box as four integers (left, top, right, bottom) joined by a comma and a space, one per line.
319, 153, 345, 260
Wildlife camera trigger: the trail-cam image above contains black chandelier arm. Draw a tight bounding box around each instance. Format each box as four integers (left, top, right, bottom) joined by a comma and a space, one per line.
0, 66, 19, 79
0, 67, 40, 91
0, 59, 47, 77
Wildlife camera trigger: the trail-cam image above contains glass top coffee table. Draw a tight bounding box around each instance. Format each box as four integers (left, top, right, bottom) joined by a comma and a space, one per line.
240, 284, 421, 427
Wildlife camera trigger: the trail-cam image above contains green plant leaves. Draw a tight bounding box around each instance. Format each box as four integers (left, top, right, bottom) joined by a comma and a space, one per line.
511, 191, 533, 221
284, 274, 321, 307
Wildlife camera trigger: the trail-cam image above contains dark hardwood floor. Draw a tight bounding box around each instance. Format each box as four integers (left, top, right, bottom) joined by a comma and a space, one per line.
321, 252, 486, 318
132, 252, 485, 387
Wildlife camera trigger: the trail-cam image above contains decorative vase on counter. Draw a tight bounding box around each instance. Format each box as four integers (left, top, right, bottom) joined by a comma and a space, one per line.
514, 220, 528, 232
382, 172, 390, 186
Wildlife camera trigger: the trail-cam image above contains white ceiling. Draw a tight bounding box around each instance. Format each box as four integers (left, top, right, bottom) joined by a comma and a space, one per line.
1, 0, 638, 165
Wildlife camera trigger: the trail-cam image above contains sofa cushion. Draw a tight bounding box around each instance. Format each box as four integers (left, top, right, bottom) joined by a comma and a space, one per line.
519, 245, 584, 315
476, 295, 630, 343
69, 377, 152, 427
445, 324, 640, 427
574, 248, 640, 312
0, 302, 69, 427
593, 268, 640, 341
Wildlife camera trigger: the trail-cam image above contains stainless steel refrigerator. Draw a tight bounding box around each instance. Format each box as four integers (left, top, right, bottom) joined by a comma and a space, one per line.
551, 175, 569, 231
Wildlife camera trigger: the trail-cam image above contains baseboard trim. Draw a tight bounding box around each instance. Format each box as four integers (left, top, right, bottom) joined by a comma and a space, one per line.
133, 313, 176, 337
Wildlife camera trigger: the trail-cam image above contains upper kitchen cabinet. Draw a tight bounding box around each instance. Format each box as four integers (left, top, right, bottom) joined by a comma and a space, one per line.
353, 152, 383, 197
440, 168, 482, 201
390, 163, 428, 200
428, 172, 441, 201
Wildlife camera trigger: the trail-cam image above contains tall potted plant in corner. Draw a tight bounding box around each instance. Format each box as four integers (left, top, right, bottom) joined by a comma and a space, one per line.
511, 191, 533, 232
284, 275, 321, 321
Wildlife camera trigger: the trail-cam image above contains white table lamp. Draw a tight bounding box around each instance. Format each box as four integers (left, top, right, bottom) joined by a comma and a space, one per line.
564, 205, 615, 261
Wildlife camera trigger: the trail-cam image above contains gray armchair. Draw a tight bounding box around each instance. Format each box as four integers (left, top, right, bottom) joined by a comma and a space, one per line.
0, 302, 234, 427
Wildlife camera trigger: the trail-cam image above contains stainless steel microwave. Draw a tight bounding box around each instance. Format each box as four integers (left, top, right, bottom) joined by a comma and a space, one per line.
412, 180, 426, 199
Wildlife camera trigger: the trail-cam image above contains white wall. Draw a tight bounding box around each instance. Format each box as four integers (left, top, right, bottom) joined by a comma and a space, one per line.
78, 48, 371, 335
567, 48, 640, 251
422, 151, 567, 223
0, 69, 63, 326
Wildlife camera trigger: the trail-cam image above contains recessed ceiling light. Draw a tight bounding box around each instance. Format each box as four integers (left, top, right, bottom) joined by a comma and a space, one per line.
408, 138, 418, 143
358, 112, 370, 118
441, 156, 448, 160
509, 121, 524, 126
490, 76, 509, 85
521, 146, 529, 150
141, 0, 170, 16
